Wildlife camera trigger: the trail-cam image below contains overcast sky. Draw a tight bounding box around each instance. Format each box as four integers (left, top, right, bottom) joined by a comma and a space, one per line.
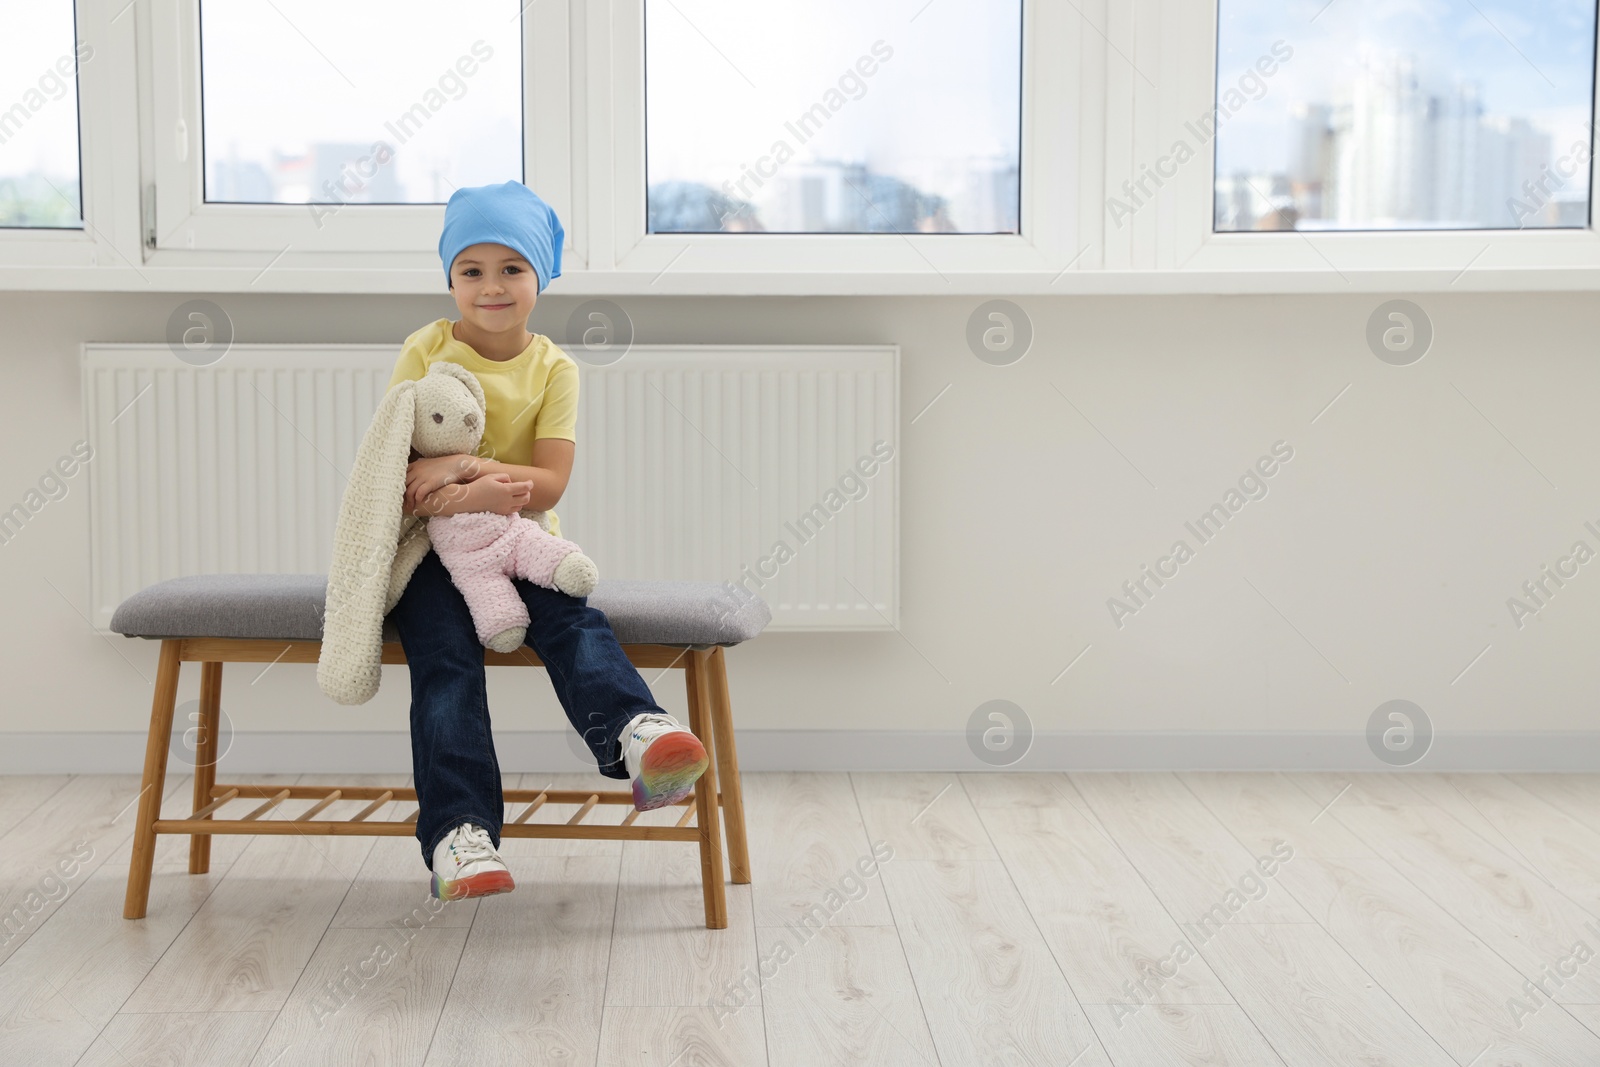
645, 0, 1022, 200
0, 2, 81, 179
197, 0, 522, 200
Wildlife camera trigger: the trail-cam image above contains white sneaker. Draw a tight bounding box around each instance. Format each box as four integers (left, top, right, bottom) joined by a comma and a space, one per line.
430, 822, 514, 900
621, 712, 709, 811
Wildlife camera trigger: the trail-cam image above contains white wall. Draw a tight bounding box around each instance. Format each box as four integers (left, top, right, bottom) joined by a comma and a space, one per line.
3, 289, 1596, 771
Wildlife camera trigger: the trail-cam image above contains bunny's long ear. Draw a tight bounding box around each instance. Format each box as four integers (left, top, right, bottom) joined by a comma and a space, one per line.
317, 381, 417, 706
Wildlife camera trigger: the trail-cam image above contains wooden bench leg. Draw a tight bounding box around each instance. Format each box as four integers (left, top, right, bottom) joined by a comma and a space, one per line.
188, 661, 223, 874
685, 650, 727, 930
706, 646, 750, 885
124, 639, 182, 919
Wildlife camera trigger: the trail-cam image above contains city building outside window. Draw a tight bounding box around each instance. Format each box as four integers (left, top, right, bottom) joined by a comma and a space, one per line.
1214, 0, 1596, 232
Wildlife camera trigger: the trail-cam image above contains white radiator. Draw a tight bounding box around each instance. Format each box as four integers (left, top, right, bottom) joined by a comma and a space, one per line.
82, 342, 899, 632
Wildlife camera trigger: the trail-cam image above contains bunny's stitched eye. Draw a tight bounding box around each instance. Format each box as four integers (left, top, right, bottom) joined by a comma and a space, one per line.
432, 412, 443, 424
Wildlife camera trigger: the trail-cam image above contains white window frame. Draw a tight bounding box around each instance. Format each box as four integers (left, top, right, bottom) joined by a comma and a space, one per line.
1124, 0, 1600, 278
140, 0, 572, 262
2, 0, 1599, 294
579, 0, 1079, 286
0, 0, 139, 276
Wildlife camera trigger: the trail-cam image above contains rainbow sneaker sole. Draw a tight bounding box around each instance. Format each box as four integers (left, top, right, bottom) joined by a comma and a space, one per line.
631, 730, 709, 811
431, 867, 515, 901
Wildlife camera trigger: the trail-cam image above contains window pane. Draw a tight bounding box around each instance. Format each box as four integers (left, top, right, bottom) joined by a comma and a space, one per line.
0, 2, 84, 228
645, 0, 1021, 234
1214, 1, 1597, 232
200, 0, 522, 205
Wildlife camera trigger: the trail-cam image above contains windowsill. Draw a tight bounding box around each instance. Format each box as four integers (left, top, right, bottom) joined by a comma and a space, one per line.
6, 262, 1600, 296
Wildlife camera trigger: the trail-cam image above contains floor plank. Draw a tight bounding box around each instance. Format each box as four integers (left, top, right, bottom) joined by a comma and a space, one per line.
251, 926, 468, 1067
1184, 772, 1600, 1065
850, 771, 1002, 865
756, 924, 940, 1067
0, 791, 253, 1067
853, 772, 1108, 1065
76, 1011, 276, 1067
424, 856, 618, 1067
13, 770, 1600, 1066
748, 772, 895, 927
603, 823, 760, 1008
121, 775, 383, 1013
963, 772, 1236, 1005
0, 776, 70, 839
1192, 921, 1457, 1066
596, 1005, 769, 1067
0, 774, 180, 968
1419, 772, 1600, 920
879, 858, 1113, 1066
1084, 1003, 1286, 1067
0, 777, 240, 1067
1564, 1002, 1600, 1039
1298, 773, 1600, 1003
1503, 773, 1600, 833
1070, 772, 1314, 925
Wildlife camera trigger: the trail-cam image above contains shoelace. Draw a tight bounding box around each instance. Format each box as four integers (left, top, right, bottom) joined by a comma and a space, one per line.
631, 712, 679, 740
447, 824, 498, 866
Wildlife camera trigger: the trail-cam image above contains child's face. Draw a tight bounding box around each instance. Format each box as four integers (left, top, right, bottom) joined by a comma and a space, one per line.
448, 242, 539, 332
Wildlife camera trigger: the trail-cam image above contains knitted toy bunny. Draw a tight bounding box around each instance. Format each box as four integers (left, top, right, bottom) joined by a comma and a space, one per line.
317, 361, 597, 706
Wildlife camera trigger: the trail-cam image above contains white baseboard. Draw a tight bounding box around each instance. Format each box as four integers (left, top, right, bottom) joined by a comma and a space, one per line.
8, 730, 1600, 774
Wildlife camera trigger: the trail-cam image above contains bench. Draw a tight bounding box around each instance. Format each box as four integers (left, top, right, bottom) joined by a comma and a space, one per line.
109, 573, 770, 929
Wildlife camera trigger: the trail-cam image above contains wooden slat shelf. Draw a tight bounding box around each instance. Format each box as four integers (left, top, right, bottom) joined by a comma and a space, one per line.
240, 788, 290, 821
188, 787, 239, 821
178, 787, 706, 835
567, 794, 600, 824
348, 791, 393, 822
204, 783, 725, 806
511, 792, 549, 824
300, 791, 342, 820
151, 818, 702, 841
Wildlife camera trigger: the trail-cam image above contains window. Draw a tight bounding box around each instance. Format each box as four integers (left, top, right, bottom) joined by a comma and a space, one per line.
15, 0, 1600, 290
0, 1, 87, 228
143, 0, 569, 256
1214, 0, 1598, 232
643, 0, 1023, 234
199, 0, 523, 206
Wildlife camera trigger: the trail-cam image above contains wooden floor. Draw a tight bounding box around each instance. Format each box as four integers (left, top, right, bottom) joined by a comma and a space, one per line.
5, 771, 1600, 1065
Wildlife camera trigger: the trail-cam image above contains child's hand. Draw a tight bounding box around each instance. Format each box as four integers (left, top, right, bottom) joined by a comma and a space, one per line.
405, 454, 486, 513
410, 477, 473, 518
472, 473, 535, 516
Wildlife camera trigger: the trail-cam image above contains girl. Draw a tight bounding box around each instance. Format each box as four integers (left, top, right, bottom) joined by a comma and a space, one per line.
386, 180, 708, 901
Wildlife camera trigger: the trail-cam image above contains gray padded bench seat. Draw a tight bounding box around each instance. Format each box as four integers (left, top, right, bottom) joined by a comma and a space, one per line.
110, 573, 772, 647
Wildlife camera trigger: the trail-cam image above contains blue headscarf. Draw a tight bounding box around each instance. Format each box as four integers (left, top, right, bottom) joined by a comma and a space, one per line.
438, 181, 564, 293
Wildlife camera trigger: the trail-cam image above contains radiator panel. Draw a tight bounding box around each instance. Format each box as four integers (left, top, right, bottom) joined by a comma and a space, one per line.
83, 343, 898, 631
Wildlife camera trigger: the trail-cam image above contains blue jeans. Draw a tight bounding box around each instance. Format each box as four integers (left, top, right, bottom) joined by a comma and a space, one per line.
388, 547, 667, 867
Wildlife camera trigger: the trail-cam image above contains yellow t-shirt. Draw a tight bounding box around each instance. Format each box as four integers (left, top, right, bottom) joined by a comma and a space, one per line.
387, 318, 578, 538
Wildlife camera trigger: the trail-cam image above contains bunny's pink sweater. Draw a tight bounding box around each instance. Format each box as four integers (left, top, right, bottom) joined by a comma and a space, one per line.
427, 511, 586, 647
